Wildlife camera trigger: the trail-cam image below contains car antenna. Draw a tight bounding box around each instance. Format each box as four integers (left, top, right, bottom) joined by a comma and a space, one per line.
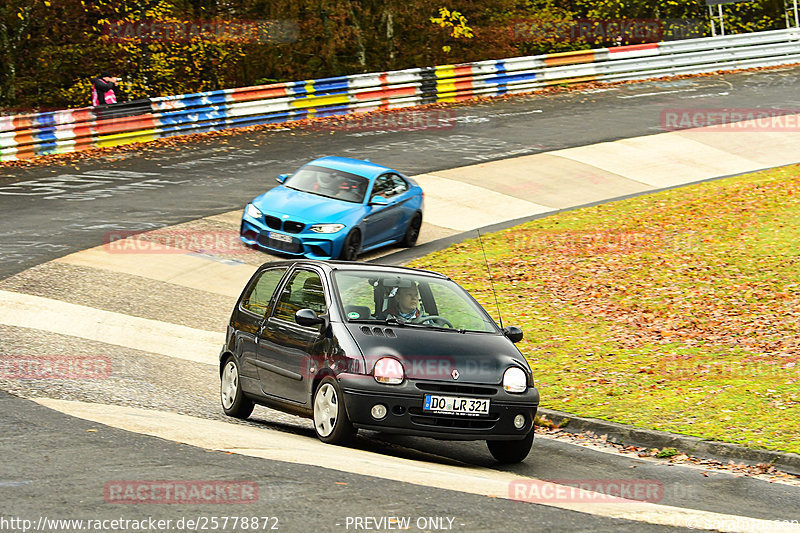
477, 229, 503, 329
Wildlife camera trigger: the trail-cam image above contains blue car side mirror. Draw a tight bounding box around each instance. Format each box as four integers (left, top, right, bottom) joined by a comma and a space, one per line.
370, 195, 389, 206
277, 173, 291, 184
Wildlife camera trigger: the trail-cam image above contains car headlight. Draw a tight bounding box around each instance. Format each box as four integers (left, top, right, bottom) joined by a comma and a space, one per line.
374, 357, 405, 385
503, 367, 527, 393
245, 203, 262, 219
309, 223, 345, 234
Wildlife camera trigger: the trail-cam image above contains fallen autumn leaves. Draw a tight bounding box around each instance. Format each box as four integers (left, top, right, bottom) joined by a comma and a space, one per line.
413, 164, 800, 454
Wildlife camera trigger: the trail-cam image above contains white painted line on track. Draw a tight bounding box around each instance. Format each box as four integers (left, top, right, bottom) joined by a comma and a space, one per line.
552, 133, 766, 189
55, 244, 256, 298
616, 88, 700, 99
412, 173, 554, 231
0, 290, 221, 365
33, 398, 800, 533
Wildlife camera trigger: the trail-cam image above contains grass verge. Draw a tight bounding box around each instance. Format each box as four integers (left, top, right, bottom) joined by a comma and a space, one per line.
411, 164, 800, 454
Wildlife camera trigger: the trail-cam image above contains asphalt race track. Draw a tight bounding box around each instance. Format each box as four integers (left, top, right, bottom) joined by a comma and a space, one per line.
1, 67, 800, 532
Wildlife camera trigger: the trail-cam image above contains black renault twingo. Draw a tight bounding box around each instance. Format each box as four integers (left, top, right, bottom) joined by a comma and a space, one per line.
220, 260, 540, 463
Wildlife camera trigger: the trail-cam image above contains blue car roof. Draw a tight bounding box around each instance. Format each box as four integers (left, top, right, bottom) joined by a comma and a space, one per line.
306, 156, 395, 179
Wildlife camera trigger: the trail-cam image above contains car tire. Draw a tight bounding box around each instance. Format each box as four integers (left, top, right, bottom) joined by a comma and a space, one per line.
401, 213, 422, 247
339, 230, 361, 261
220, 357, 254, 419
313, 376, 356, 444
486, 430, 534, 464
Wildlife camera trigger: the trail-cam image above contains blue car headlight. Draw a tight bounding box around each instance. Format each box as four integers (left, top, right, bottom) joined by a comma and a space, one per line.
245, 203, 262, 219
309, 223, 345, 234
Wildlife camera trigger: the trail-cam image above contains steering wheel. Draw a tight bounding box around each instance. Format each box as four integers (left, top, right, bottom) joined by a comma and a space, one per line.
411, 315, 454, 328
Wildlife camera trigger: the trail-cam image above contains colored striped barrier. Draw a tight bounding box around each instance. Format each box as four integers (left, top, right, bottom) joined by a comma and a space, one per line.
2, 28, 799, 162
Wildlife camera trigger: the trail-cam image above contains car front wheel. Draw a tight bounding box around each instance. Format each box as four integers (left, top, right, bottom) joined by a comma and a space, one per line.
487, 430, 534, 463
313, 376, 356, 444
339, 230, 361, 261
220, 357, 254, 419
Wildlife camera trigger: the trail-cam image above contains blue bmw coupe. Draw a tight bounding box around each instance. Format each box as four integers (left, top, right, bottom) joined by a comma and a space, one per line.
240, 157, 424, 260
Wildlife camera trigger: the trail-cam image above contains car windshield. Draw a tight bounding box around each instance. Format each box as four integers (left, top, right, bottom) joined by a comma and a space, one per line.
332, 270, 499, 333
284, 165, 369, 204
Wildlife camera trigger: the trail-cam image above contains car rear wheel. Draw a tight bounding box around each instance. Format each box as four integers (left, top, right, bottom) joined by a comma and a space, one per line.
339, 230, 361, 261
220, 357, 254, 419
401, 213, 422, 247
487, 430, 534, 463
313, 376, 356, 444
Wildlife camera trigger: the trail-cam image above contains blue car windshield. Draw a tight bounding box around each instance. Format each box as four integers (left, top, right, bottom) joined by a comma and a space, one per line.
284, 165, 369, 204
332, 270, 500, 333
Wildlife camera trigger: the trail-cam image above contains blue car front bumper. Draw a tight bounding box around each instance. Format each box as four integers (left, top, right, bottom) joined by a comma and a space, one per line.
240, 218, 344, 260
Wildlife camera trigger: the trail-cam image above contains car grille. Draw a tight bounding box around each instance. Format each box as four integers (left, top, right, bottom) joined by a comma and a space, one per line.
283, 220, 305, 234
408, 408, 499, 429
256, 233, 302, 253
415, 383, 498, 396
262, 214, 304, 234
263, 215, 282, 230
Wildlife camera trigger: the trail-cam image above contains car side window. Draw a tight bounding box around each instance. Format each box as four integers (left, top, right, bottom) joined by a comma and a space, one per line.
371, 174, 393, 199
273, 270, 327, 323
389, 174, 408, 195
241, 267, 287, 316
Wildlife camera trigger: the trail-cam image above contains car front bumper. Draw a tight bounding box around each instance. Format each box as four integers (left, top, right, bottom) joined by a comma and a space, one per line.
338, 374, 539, 441
240, 219, 345, 260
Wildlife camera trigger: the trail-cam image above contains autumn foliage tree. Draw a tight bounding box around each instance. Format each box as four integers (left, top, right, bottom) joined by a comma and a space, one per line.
0, 0, 791, 111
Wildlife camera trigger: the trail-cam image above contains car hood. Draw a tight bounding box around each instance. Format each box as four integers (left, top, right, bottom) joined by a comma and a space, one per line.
347, 324, 527, 385
253, 187, 362, 223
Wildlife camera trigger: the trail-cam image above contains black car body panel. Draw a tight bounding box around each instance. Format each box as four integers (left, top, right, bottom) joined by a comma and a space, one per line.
220, 260, 540, 447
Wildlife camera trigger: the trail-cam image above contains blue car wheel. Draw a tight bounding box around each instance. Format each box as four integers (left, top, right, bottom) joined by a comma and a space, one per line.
339, 229, 361, 261
401, 213, 422, 247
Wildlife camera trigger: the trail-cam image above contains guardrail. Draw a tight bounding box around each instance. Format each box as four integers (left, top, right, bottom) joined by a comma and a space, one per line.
2, 28, 799, 162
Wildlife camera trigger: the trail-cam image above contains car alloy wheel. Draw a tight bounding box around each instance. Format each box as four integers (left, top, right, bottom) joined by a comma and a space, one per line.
487, 429, 534, 464
401, 213, 422, 247
312, 376, 356, 444
340, 230, 361, 261
220, 357, 254, 419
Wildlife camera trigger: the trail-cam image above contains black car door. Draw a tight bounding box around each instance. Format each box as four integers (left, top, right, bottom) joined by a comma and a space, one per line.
256, 267, 328, 404
232, 266, 288, 394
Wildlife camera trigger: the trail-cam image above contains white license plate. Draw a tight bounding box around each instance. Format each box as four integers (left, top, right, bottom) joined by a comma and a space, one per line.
268, 232, 293, 243
423, 395, 490, 416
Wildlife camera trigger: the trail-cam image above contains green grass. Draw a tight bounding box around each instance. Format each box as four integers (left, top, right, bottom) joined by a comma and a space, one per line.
411, 165, 800, 454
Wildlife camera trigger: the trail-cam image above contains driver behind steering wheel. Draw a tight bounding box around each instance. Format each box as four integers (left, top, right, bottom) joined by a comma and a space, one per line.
385, 284, 421, 321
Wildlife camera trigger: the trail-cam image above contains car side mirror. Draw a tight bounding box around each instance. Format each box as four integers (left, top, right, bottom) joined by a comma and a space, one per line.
370, 195, 389, 206
296, 308, 326, 328
277, 173, 291, 184
503, 326, 523, 343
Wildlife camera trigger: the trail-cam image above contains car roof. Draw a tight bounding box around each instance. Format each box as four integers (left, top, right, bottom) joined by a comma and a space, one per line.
306, 156, 397, 180
257, 259, 448, 280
